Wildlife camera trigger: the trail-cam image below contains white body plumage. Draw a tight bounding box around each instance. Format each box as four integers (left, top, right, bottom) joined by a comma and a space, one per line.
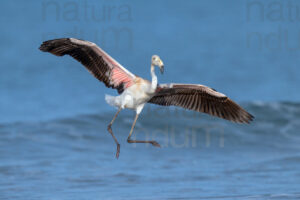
105, 78, 156, 114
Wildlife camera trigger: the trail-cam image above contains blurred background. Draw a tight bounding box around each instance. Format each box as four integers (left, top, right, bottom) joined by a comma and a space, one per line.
1, 0, 300, 199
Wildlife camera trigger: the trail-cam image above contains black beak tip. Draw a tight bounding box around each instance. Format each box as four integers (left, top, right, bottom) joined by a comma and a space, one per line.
160, 65, 164, 74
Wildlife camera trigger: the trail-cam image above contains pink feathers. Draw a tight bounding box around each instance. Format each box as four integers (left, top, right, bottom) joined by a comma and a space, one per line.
111, 67, 134, 89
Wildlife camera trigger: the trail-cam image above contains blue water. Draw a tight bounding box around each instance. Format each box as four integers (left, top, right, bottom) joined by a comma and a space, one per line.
1, 0, 300, 199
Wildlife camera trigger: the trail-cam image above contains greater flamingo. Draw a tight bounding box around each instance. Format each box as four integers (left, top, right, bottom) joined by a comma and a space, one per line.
39, 38, 254, 158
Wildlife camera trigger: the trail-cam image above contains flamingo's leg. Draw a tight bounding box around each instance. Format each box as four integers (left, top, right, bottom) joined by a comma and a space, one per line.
127, 113, 161, 147
107, 107, 122, 159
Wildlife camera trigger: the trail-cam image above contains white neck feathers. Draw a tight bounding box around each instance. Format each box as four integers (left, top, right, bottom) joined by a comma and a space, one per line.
151, 64, 157, 90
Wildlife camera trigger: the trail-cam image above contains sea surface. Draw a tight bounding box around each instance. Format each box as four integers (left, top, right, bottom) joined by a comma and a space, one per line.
1, 0, 300, 199
1, 103, 300, 199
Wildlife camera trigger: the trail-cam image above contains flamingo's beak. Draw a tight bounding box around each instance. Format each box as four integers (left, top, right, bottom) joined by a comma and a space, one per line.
160, 65, 164, 74
159, 59, 164, 74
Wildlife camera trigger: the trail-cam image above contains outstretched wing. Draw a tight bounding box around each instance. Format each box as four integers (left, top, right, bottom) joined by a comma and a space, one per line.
39, 38, 135, 94
149, 83, 254, 123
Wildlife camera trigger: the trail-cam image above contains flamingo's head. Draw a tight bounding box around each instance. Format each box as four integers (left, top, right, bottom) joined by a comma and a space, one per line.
152, 55, 164, 74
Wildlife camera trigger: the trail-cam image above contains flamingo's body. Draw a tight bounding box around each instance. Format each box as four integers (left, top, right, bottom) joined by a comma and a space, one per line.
39, 38, 254, 158
106, 77, 153, 112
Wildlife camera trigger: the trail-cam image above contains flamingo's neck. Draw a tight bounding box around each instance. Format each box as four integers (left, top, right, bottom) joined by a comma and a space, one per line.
151, 64, 157, 91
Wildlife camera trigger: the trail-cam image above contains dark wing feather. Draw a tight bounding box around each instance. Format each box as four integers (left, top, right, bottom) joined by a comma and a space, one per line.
39, 38, 135, 94
149, 83, 254, 123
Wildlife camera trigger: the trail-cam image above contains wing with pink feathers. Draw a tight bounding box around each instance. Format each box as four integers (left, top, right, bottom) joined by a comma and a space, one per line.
39, 38, 135, 94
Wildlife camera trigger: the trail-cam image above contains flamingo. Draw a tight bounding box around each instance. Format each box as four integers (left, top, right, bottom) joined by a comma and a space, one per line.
39, 38, 254, 158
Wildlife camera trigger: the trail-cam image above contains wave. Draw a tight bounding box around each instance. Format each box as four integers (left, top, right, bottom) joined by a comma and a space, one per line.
1, 101, 300, 152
